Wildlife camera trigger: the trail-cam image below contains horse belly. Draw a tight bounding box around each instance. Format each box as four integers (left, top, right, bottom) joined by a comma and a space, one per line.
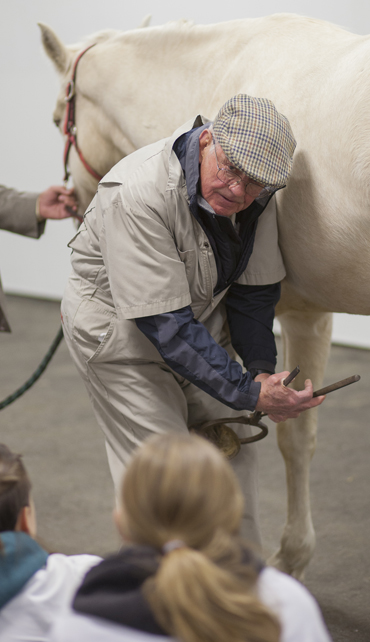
210, 30, 370, 315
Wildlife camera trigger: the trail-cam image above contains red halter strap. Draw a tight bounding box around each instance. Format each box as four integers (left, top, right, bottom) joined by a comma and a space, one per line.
63, 43, 103, 183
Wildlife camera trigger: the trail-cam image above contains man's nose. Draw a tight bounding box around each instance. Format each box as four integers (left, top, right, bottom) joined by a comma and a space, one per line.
229, 182, 247, 197
229, 182, 255, 205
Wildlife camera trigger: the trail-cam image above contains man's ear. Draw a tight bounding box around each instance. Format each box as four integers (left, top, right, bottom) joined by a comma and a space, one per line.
15, 506, 34, 536
199, 129, 212, 162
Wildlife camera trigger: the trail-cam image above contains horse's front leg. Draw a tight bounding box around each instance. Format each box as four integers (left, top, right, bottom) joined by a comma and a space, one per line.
268, 306, 333, 580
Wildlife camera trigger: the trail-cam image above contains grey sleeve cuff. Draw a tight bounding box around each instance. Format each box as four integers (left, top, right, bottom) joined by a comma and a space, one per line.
247, 379, 262, 411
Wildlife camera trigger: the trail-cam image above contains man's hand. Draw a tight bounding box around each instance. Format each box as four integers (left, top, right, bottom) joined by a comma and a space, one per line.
254, 371, 325, 423
38, 186, 78, 220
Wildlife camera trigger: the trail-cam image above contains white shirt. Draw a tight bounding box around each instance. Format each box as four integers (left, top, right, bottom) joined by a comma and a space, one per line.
0, 553, 101, 642
49, 565, 331, 642
258, 567, 332, 642
51, 615, 173, 642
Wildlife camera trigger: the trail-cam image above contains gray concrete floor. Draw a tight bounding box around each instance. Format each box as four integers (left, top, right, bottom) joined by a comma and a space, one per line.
1, 294, 369, 641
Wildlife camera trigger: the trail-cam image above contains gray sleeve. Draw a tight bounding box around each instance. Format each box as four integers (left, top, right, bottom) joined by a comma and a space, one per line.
0, 185, 45, 238
136, 307, 261, 412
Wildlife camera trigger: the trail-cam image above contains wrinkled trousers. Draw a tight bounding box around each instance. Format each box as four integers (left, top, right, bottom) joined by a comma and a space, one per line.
61, 276, 261, 547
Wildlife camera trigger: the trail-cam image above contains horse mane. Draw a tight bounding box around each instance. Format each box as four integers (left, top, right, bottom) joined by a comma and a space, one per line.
79, 29, 122, 46
69, 18, 195, 50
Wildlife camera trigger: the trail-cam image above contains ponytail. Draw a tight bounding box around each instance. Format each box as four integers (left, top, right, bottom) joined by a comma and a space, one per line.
144, 544, 280, 642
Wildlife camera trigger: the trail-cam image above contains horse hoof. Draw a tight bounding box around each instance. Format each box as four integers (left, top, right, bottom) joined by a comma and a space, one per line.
267, 549, 307, 581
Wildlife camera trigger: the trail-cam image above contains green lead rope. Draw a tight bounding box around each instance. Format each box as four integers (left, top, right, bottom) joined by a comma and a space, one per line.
0, 326, 64, 410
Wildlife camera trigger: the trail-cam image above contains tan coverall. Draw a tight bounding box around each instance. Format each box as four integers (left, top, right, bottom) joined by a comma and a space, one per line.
61, 117, 286, 545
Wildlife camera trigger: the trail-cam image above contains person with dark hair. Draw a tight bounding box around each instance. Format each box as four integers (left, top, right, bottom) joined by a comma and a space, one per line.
0, 443, 101, 641
0, 184, 78, 332
51, 433, 332, 642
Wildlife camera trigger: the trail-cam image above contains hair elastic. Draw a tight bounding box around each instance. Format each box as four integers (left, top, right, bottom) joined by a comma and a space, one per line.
162, 539, 186, 555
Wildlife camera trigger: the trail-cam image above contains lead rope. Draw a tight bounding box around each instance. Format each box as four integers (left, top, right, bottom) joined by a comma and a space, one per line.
0, 326, 64, 410
1, 48, 100, 410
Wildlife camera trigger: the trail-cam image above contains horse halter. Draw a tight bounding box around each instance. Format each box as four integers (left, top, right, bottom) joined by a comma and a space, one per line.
63, 43, 103, 184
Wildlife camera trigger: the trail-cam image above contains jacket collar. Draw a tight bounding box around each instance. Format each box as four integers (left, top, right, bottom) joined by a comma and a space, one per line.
165, 114, 210, 190
173, 124, 270, 293
0, 531, 48, 608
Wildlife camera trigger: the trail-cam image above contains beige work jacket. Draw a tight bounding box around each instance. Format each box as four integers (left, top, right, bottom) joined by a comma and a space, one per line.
68, 117, 285, 359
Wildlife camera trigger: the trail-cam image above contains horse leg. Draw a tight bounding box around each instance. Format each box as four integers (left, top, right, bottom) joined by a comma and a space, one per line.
268, 306, 333, 580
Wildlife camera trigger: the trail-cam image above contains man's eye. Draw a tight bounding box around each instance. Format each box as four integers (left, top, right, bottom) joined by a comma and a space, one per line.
226, 167, 242, 179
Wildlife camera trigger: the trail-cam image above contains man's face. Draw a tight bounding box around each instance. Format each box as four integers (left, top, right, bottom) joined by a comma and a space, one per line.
198, 130, 258, 217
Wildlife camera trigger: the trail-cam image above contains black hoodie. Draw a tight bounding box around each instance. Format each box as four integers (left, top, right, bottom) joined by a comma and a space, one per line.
73, 544, 263, 635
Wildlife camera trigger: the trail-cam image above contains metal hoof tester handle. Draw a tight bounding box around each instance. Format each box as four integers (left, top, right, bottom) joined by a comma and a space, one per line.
190, 413, 268, 460
189, 370, 361, 460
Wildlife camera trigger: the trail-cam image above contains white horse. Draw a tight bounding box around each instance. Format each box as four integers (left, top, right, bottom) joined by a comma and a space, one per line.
40, 14, 370, 579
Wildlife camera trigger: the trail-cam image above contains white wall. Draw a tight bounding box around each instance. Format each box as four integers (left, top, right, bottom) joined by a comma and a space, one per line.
1, 0, 370, 347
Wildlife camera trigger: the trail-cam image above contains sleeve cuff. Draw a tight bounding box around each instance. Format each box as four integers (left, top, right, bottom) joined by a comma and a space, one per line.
35, 196, 43, 222
248, 359, 275, 374
247, 379, 261, 411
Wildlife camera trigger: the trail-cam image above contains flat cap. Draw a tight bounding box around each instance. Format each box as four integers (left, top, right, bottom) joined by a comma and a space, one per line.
213, 94, 296, 188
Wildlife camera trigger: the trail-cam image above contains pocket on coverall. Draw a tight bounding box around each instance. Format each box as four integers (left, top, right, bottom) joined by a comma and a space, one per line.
72, 299, 116, 364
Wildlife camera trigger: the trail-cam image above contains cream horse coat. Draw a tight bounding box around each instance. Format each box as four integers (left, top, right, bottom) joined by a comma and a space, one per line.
40, 14, 370, 579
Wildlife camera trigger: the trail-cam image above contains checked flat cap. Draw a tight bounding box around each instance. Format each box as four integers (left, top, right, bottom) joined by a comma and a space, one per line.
213, 94, 296, 188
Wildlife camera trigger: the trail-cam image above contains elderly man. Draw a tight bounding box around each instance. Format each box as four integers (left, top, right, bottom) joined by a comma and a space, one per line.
61, 94, 324, 544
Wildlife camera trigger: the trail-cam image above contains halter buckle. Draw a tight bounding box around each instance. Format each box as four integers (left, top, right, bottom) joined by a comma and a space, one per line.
65, 80, 75, 102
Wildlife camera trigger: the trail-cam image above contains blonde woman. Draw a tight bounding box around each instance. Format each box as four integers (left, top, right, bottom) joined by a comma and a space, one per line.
52, 434, 332, 642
